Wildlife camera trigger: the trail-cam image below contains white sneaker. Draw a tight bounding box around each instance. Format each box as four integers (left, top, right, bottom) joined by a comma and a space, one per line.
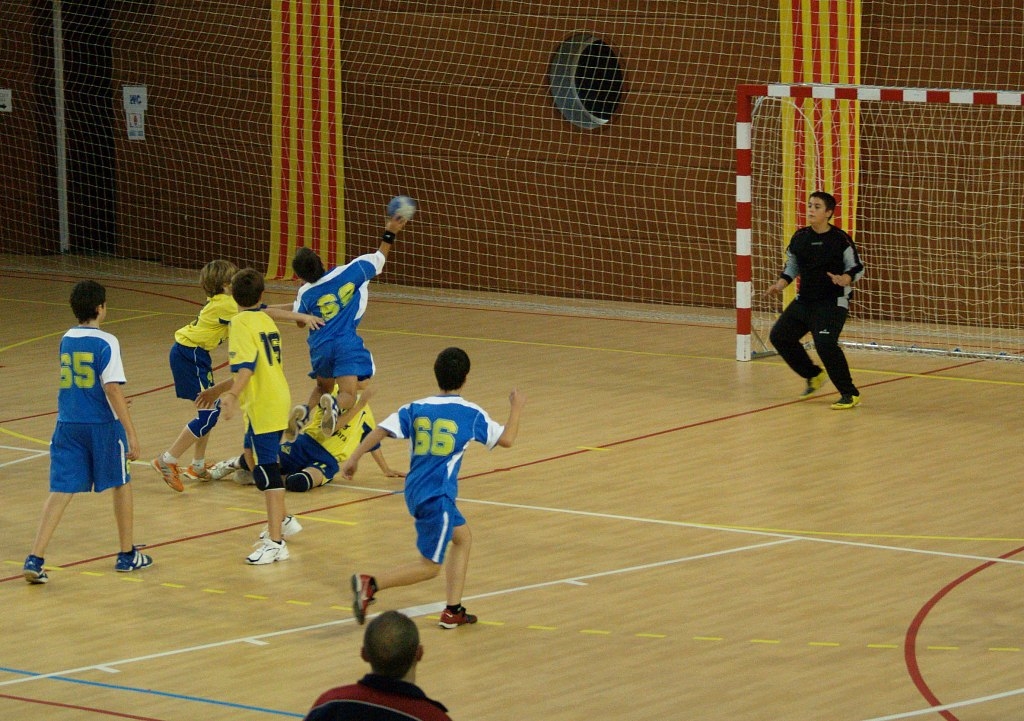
283, 405, 308, 442
259, 514, 303, 540
209, 457, 240, 481
319, 393, 339, 436
246, 538, 289, 565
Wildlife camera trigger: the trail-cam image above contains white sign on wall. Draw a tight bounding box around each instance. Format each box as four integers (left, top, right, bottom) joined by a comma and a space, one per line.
0, 89, 11, 112
122, 85, 147, 139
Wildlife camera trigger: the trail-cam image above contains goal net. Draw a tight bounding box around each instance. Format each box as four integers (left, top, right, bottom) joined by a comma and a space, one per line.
0, 2, 761, 318
738, 83, 1024, 362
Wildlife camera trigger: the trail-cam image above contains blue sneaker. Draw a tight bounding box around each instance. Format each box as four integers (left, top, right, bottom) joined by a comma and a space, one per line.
115, 547, 153, 572
23, 554, 48, 584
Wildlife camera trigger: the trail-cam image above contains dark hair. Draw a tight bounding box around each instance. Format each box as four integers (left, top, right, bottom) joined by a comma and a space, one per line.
434, 347, 470, 392
810, 190, 837, 213
363, 611, 420, 679
231, 268, 265, 308
292, 247, 326, 283
70, 280, 106, 323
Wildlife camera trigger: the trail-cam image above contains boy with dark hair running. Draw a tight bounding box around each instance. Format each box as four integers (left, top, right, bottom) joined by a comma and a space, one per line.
342, 347, 525, 628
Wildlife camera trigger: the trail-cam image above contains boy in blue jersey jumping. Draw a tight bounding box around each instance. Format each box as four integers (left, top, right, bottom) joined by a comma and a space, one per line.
24, 280, 152, 584
342, 347, 526, 628
290, 214, 409, 438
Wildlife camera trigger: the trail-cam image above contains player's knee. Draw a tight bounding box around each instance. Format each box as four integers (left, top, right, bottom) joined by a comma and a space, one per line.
253, 463, 284, 492
285, 470, 315, 492
813, 333, 841, 354
187, 406, 220, 438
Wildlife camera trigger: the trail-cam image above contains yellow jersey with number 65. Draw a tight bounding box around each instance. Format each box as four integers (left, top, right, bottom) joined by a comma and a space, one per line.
228, 308, 291, 434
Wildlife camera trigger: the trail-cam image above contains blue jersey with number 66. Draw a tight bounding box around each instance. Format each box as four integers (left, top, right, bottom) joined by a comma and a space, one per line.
380, 395, 504, 511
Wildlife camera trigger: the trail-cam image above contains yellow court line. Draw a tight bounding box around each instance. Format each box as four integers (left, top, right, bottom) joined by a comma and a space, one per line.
3, 296, 195, 317
0, 428, 49, 445
367, 329, 1024, 387
680, 520, 1024, 544
0, 312, 165, 354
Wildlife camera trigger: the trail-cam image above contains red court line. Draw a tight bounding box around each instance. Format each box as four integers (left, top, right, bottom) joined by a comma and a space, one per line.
465, 360, 983, 479
0, 492, 395, 584
903, 544, 1024, 721
0, 692, 166, 720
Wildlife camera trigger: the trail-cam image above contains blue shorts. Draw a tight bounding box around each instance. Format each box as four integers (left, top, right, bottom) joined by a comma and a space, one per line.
169, 342, 214, 400
243, 424, 282, 466
280, 433, 338, 479
412, 496, 465, 564
49, 421, 131, 493
308, 342, 375, 382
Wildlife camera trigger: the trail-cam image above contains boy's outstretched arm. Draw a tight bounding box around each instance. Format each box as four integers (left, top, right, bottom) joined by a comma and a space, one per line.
496, 388, 525, 448
340, 426, 391, 480
377, 216, 409, 259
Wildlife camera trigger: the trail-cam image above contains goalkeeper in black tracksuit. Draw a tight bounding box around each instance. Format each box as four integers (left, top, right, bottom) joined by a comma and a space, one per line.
764, 191, 865, 410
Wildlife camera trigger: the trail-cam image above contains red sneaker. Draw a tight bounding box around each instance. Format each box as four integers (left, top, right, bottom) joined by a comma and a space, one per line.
439, 606, 478, 629
351, 573, 375, 625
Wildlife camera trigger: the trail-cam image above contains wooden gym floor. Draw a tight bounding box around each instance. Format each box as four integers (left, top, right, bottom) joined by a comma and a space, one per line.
1, 269, 1022, 721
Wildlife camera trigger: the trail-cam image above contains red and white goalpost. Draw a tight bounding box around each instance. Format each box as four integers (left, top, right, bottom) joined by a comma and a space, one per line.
736, 83, 1024, 362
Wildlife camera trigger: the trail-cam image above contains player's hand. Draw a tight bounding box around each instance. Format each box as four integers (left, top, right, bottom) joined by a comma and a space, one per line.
221, 392, 238, 421
126, 435, 140, 461
764, 282, 786, 298
299, 313, 325, 330
341, 458, 358, 480
509, 388, 526, 408
195, 387, 219, 409
827, 272, 852, 287
383, 468, 406, 479
385, 216, 409, 234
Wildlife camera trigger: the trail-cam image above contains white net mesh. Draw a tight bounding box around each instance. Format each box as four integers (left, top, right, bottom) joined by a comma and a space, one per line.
749, 90, 1024, 359
3, 2, 1024, 338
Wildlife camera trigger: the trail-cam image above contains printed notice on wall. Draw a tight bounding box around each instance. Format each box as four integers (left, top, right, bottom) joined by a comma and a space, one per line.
122, 85, 147, 139
0, 89, 11, 112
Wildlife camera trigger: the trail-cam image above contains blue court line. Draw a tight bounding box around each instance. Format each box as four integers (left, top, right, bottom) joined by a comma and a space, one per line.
0, 666, 303, 717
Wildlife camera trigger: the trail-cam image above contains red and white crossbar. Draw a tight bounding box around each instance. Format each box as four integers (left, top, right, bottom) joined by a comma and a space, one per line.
735, 83, 1024, 361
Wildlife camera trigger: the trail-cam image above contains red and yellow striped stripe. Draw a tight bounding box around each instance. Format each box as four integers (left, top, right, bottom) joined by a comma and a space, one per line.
270, 0, 344, 280
780, 0, 860, 262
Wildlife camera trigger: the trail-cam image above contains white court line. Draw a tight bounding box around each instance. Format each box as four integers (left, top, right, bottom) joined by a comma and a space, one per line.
0, 451, 49, 469
0, 538, 792, 688
337, 484, 1024, 568
860, 685, 1024, 721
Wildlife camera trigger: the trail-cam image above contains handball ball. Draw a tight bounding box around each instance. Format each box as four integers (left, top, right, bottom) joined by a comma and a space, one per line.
387, 195, 418, 220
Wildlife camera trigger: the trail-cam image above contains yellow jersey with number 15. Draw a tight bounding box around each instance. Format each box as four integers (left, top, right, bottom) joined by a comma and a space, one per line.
228, 308, 291, 434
